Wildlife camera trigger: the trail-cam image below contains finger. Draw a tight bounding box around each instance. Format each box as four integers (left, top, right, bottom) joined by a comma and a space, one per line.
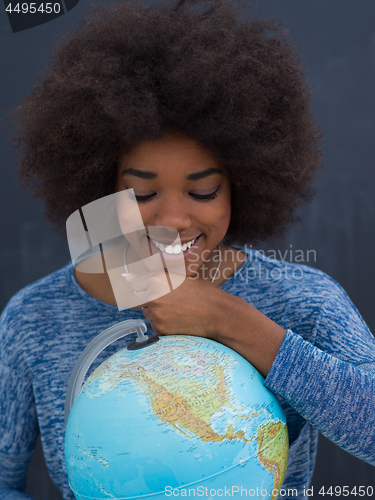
142, 306, 151, 321
121, 272, 137, 282
133, 288, 163, 308
132, 290, 150, 305
123, 270, 152, 293
129, 273, 150, 292
147, 291, 162, 302
130, 273, 171, 305
150, 321, 158, 335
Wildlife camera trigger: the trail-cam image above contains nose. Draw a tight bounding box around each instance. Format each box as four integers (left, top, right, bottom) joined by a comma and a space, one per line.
152, 193, 192, 234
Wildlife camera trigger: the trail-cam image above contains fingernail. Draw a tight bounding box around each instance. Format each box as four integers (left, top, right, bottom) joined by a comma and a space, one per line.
122, 272, 136, 282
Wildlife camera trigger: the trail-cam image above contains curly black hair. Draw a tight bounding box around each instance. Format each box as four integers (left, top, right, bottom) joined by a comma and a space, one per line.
11, 0, 324, 246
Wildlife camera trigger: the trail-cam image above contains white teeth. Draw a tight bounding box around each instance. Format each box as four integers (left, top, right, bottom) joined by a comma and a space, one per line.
151, 236, 198, 254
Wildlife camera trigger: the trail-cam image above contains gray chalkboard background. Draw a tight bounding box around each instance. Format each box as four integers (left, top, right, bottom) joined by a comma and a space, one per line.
1, 0, 375, 498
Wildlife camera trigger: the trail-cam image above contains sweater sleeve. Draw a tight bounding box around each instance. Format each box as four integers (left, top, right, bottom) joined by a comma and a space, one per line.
264, 284, 375, 466
0, 303, 39, 499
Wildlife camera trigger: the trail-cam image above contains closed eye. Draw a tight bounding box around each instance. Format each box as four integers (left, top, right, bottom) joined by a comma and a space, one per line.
126, 185, 221, 202
190, 184, 221, 200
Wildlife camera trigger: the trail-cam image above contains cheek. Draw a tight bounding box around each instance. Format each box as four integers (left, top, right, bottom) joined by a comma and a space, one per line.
218, 199, 231, 226
116, 190, 145, 235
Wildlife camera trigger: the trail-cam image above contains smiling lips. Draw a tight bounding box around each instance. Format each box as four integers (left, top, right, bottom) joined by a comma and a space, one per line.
149, 235, 200, 255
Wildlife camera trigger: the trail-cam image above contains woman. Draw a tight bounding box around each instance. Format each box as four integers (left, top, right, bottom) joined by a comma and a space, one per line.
1, 0, 374, 498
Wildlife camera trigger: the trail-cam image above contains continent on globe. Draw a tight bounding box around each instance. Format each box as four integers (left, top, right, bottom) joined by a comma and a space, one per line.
257, 421, 289, 499
65, 335, 289, 500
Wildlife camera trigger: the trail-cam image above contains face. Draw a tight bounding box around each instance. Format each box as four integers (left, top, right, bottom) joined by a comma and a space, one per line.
116, 133, 232, 278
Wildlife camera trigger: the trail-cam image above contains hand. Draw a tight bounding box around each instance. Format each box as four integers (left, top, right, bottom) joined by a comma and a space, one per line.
123, 269, 286, 377
123, 271, 224, 339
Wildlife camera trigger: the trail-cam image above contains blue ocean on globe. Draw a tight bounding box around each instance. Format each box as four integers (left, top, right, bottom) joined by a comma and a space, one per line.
65, 335, 288, 500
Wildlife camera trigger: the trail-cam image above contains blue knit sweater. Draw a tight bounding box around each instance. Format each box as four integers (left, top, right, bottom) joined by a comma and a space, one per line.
1, 245, 375, 500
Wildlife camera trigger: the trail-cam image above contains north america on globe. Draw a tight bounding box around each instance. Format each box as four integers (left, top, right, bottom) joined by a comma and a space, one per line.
65, 336, 288, 500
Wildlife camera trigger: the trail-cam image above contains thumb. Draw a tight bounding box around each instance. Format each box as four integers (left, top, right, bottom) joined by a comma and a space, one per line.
121, 272, 137, 283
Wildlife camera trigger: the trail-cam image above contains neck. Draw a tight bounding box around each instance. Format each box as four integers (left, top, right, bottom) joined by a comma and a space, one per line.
196, 244, 221, 284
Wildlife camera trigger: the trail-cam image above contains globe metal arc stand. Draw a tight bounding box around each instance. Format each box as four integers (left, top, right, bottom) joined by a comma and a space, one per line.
64, 319, 159, 426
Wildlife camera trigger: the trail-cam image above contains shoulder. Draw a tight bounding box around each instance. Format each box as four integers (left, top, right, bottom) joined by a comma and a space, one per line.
232, 245, 346, 304
228, 245, 370, 341
2, 262, 73, 314
227, 246, 375, 364
0, 262, 73, 344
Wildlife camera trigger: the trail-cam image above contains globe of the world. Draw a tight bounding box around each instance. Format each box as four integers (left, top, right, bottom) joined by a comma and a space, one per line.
64, 335, 288, 500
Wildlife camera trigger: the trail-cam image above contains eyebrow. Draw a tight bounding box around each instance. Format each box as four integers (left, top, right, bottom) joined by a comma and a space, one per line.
121, 167, 223, 180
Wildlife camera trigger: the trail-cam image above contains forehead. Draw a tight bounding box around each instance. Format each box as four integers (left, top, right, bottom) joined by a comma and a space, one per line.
118, 133, 228, 176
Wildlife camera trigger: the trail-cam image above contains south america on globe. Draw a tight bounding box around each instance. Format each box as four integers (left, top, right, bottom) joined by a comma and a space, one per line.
65, 335, 289, 500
